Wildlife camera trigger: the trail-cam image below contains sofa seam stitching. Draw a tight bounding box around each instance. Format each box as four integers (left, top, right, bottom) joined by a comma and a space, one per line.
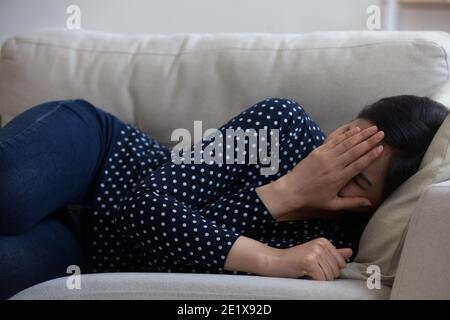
5, 38, 447, 58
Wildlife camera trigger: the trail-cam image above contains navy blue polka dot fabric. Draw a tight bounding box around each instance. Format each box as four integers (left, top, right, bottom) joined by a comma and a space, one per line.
85, 98, 362, 274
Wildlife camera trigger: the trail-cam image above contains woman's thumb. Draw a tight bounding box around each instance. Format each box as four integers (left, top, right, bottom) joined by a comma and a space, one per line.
334, 196, 371, 210
337, 248, 353, 260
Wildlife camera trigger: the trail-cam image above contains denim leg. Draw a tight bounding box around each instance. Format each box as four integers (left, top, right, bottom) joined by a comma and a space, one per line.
0, 99, 126, 235
0, 218, 82, 299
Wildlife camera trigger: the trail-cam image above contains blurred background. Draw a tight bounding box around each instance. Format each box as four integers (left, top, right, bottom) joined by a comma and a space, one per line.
1, 0, 450, 44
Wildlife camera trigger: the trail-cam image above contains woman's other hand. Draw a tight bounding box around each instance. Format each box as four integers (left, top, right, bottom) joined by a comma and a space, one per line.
265, 238, 353, 281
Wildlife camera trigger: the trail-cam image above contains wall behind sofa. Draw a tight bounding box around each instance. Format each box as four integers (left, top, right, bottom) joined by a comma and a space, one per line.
1, 0, 450, 45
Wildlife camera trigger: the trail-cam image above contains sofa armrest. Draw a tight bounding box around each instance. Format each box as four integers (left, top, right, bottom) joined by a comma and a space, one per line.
391, 181, 450, 299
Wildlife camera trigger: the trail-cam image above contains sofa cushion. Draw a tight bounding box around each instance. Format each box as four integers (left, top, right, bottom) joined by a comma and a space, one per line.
1, 30, 450, 147
10, 272, 391, 300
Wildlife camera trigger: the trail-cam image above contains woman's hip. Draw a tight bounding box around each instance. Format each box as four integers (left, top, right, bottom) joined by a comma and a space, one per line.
0, 99, 128, 235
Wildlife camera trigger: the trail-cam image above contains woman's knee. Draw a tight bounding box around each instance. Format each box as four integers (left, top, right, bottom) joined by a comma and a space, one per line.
57, 99, 104, 125
250, 97, 306, 120
251, 97, 326, 146
245, 97, 308, 130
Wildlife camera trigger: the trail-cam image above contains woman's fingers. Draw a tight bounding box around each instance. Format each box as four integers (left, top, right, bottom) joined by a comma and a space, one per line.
336, 248, 353, 261
320, 240, 345, 279
341, 144, 384, 181
334, 125, 380, 156
305, 262, 326, 281
324, 123, 354, 143
300, 239, 351, 281
332, 195, 372, 210
324, 126, 361, 149
337, 129, 384, 168
323, 254, 341, 280
321, 239, 348, 270
318, 258, 335, 281
316, 238, 344, 280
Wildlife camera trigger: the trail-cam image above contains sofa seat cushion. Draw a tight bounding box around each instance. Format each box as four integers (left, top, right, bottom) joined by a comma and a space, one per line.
10, 272, 391, 300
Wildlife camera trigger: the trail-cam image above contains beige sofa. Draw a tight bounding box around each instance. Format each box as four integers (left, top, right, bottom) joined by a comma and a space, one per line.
1, 29, 449, 299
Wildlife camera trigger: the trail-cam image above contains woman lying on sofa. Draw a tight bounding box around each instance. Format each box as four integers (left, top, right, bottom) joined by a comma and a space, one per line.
0, 95, 447, 299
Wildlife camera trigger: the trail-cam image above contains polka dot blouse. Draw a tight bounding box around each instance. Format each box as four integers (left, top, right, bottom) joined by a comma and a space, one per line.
84, 98, 366, 275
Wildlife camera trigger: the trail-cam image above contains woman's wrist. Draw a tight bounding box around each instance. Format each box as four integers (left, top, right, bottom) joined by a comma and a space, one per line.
224, 236, 284, 277
259, 246, 286, 277
255, 175, 305, 220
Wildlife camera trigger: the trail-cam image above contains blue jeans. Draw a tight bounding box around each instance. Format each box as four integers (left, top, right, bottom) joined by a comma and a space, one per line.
0, 99, 126, 299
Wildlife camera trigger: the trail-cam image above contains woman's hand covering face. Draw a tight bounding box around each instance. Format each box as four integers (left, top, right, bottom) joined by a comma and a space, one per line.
257, 122, 386, 218
292, 123, 385, 210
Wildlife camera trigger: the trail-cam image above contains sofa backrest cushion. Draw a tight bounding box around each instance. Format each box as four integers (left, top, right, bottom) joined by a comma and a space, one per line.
1, 29, 450, 147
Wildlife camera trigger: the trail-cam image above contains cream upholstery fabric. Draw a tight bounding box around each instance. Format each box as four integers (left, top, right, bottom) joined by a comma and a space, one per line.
390, 181, 450, 299
10, 273, 391, 300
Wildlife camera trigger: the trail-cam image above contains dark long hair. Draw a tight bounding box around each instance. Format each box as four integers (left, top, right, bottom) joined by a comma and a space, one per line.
357, 95, 449, 201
